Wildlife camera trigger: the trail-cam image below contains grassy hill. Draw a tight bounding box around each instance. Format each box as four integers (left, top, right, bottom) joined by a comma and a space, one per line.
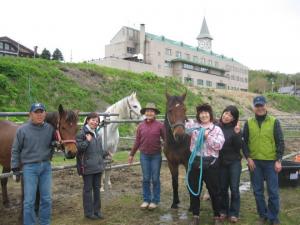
1, 57, 300, 122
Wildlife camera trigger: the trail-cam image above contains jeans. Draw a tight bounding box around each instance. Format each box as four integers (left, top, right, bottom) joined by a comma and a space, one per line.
188, 159, 222, 217
23, 161, 52, 225
220, 160, 241, 217
250, 160, 280, 224
140, 152, 162, 204
82, 173, 101, 216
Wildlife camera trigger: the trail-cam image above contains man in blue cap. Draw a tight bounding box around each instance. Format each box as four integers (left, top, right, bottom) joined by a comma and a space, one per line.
242, 96, 285, 225
11, 103, 55, 225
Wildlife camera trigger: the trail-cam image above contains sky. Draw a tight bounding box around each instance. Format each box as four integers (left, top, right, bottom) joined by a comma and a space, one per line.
1, 0, 300, 74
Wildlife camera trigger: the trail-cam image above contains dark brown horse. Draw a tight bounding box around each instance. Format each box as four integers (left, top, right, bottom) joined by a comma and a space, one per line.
163, 92, 191, 209
0, 104, 79, 208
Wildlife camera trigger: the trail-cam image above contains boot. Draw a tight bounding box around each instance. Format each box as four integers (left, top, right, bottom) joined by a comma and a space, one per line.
190, 215, 200, 225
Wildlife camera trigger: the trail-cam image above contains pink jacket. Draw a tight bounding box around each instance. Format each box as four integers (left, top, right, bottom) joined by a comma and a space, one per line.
185, 120, 225, 158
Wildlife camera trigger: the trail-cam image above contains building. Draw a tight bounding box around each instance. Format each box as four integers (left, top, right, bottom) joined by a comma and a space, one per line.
278, 86, 300, 96
0, 36, 35, 57
92, 18, 249, 91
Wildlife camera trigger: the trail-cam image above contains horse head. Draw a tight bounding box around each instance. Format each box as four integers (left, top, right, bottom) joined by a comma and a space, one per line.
56, 104, 79, 159
126, 92, 142, 119
165, 91, 187, 142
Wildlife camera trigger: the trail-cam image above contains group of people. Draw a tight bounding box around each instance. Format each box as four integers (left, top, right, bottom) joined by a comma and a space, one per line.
128, 95, 284, 225
10, 95, 284, 225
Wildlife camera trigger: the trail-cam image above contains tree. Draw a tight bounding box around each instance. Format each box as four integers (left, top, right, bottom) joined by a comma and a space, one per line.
52, 48, 64, 61
40, 48, 51, 60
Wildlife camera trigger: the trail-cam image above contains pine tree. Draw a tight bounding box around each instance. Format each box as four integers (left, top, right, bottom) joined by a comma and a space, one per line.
40, 48, 51, 60
52, 48, 64, 61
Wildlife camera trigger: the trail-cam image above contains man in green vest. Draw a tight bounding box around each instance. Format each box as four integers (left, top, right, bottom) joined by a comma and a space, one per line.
242, 96, 284, 225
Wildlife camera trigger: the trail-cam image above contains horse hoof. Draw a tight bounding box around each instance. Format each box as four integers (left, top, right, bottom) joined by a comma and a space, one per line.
100, 187, 105, 192
3, 201, 10, 208
171, 204, 178, 209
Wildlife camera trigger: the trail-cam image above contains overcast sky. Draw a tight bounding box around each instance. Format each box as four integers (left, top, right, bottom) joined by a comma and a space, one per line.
1, 0, 299, 74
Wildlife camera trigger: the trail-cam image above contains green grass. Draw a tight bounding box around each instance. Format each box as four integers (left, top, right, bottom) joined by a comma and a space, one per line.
266, 93, 300, 113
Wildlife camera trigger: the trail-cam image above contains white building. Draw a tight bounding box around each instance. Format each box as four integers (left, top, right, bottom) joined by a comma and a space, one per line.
92, 18, 248, 91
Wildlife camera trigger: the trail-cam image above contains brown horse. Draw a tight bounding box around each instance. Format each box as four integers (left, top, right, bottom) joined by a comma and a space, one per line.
163, 92, 191, 209
0, 104, 79, 207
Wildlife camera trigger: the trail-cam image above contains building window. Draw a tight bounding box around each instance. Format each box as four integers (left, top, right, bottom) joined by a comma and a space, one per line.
197, 79, 203, 86
127, 47, 136, 54
208, 60, 212, 65
193, 56, 198, 62
4, 43, 10, 51
0, 42, 3, 50
183, 63, 193, 70
206, 80, 212, 87
185, 54, 190, 60
164, 60, 172, 68
245, 78, 248, 83
201, 58, 205, 64
158, 51, 161, 56
176, 51, 181, 58
158, 64, 161, 69
165, 48, 172, 56
231, 75, 234, 80
236, 76, 240, 81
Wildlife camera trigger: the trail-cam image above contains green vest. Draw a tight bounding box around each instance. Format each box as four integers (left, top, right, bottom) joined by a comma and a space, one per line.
248, 115, 276, 160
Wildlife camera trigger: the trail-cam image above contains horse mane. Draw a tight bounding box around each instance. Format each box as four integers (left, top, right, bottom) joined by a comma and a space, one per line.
64, 110, 78, 123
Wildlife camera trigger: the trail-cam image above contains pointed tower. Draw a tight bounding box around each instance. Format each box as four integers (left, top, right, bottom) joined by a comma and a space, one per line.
197, 17, 213, 51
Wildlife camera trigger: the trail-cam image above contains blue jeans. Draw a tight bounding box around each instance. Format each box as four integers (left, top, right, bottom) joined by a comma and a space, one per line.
140, 152, 162, 204
23, 161, 52, 225
220, 160, 241, 217
250, 160, 280, 224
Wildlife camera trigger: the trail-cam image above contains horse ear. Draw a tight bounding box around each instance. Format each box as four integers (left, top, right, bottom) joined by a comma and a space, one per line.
74, 109, 80, 116
58, 104, 64, 115
181, 90, 187, 101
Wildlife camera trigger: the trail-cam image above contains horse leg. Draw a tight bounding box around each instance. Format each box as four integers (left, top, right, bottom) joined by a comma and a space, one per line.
100, 171, 105, 192
106, 169, 112, 188
1, 167, 10, 207
168, 162, 180, 209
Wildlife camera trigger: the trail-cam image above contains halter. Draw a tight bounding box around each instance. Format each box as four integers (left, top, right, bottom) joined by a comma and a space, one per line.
166, 113, 185, 132
126, 97, 140, 119
55, 118, 76, 145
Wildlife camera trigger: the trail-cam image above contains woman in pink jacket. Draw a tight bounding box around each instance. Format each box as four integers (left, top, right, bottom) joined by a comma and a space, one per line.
186, 103, 225, 225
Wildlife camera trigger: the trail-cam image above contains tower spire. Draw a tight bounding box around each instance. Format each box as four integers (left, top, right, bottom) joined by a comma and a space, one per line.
197, 17, 213, 51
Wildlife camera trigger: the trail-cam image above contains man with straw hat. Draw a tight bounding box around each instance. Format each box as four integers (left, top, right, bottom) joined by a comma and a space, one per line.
128, 103, 165, 210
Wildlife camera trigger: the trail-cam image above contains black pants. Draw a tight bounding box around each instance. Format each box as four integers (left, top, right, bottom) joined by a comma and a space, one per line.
188, 161, 222, 217
82, 173, 102, 216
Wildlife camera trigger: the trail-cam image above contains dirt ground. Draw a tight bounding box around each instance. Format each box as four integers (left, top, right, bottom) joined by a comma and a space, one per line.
1, 160, 300, 225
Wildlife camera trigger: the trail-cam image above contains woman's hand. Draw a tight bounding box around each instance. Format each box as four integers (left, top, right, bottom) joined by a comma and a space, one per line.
234, 121, 241, 134
204, 129, 209, 139
86, 134, 92, 142
128, 155, 134, 165
247, 158, 256, 171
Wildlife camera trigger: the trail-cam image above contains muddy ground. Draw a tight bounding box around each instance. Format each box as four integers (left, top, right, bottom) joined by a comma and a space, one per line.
1, 161, 300, 225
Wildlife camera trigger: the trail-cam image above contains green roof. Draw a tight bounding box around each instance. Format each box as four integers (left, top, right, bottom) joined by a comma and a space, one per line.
170, 58, 227, 73
145, 32, 238, 63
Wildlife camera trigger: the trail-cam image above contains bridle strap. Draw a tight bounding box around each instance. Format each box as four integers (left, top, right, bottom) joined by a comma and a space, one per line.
55, 118, 76, 145
166, 114, 185, 131
127, 98, 139, 119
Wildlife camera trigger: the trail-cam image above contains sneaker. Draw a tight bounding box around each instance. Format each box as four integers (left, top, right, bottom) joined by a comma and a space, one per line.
85, 214, 98, 220
190, 215, 200, 225
94, 212, 104, 219
148, 202, 158, 210
229, 216, 238, 223
220, 214, 227, 221
140, 202, 149, 209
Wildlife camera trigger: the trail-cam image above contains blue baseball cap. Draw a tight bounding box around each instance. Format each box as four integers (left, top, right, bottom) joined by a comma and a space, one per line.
29, 103, 46, 112
253, 96, 266, 106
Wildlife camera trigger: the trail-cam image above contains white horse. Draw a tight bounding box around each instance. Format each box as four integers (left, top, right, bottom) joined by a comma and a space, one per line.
99, 92, 141, 191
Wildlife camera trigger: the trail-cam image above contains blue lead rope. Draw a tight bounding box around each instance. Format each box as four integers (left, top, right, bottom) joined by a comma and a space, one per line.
185, 127, 206, 196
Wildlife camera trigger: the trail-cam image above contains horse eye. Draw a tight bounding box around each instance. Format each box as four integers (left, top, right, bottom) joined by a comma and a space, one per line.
133, 105, 138, 108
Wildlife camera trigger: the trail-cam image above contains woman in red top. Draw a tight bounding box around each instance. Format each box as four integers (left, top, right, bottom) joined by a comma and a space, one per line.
128, 103, 165, 210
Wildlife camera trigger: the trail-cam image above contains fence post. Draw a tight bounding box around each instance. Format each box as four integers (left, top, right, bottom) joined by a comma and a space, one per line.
103, 115, 110, 192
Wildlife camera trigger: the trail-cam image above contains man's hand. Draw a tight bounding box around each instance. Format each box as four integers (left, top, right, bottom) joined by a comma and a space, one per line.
274, 160, 282, 173
247, 158, 256, 172
12, 167, 21, 182
128, 155, 134, 165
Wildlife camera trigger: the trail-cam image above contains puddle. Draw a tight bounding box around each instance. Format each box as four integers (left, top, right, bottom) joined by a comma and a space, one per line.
159, 210, 188, 223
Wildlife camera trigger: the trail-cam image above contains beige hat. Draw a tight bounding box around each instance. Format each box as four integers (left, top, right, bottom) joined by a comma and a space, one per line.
140, 102, 160, 115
